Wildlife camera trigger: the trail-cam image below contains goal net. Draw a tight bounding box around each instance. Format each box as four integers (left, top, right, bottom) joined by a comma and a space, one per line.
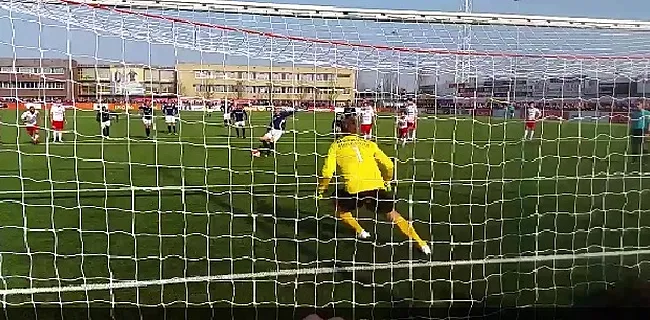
1, 0, 650, 317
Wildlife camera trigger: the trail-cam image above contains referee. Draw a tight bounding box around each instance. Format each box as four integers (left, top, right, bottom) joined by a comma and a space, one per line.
317, 117, 431, 255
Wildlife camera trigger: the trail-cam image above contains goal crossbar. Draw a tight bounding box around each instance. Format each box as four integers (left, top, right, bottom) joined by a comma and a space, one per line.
34, 0, 650, 30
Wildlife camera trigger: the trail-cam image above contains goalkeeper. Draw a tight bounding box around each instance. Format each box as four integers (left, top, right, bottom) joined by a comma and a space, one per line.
317, 117, 431, 255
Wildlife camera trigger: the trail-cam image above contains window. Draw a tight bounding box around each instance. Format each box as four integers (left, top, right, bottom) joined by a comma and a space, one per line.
1, 81, 65, 89
18, 67, 37, 74
254, 86, 270, 93
145, 84, 158, 94
254, 72, 269, 80
315, 73, 330, 81
79, 68, 96, 81
0, 66, 14, 73
280, 73, 294, 80
43, 67, 65, 74
194, 70, 224, 80
160, 83, 175, 93
271, 73, 282, 80
160, 70, 175, 82
301, 74, 314, 81
145, 69, 159, 82
97, 68, 111, 81
337, 73, 351, 78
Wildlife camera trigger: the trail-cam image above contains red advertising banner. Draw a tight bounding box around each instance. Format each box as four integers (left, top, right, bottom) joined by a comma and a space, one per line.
542, 109, 566, 120
605, 112, 629, 124
471, 108, 492, 116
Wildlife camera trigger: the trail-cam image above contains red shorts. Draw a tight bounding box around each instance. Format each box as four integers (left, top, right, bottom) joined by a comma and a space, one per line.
525, 121, 536, 130
51, 120, 64, 131
360, 124, 372, 135
26, 125, 39, 135
407, 122, 416, 130
399, 127, 409, 138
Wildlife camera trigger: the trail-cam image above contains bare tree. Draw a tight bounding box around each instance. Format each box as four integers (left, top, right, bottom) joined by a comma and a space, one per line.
234, 81, 245, 100
380, 72, 399, 100
201, 79, 215, 101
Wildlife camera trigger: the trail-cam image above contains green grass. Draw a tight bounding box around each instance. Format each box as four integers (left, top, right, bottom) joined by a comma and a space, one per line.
1, 109, 650, 308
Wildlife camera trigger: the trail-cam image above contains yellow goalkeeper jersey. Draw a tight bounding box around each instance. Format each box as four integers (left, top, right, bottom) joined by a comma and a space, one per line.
321, 135, 394, 194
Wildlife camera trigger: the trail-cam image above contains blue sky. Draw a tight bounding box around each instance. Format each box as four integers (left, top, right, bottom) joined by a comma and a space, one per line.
252, 0, 650, 20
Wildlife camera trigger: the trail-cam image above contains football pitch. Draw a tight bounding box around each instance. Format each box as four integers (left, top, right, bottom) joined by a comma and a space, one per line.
1, 110, 650, 308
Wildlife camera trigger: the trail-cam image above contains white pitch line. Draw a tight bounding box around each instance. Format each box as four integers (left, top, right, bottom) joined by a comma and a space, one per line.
1, 249, 649, 296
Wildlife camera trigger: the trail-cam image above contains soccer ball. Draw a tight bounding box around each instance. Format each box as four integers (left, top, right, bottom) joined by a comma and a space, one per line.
251, 149, 261, 157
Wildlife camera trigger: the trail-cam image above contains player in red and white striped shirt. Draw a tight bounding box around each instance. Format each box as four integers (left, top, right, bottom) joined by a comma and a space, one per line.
404, 100, 418, 141
50, 104, 66, 143
21, 106, 40, 144
524, 103, 541, 140
359, 103, 375, 140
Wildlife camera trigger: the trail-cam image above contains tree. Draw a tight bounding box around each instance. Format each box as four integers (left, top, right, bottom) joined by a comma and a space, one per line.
234, 81, 245, 100
300, 86, 310, 102
380, 72, 399, 97
265, 84, 273, 104
201, 79, 216, 101
327, 79, 340, 103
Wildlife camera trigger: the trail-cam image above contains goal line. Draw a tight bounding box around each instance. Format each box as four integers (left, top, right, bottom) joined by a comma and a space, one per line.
2, 249, 648, 297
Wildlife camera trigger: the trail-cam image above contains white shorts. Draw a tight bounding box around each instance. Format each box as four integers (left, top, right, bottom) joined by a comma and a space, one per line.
263, 129, 283, 142
207, 108, 215, 113
234, 121, 246, 127
101, 120, 111, 129
142, 119, 152, 126
165, 115, 176, 124
222, 113, 230, 120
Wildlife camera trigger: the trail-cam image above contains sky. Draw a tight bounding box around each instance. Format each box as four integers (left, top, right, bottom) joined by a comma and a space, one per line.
249, 0, 650, 20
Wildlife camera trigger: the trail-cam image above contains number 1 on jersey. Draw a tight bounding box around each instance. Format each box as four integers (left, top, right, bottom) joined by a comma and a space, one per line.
353, 146, 363, 162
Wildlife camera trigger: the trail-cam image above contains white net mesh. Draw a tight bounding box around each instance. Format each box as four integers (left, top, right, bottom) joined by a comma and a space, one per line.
1, 0, 650, 317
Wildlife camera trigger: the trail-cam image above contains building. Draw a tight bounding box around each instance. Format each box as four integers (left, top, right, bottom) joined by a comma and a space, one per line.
0, 58, 77, 100
76, 64, 176, 99
454, 77, 533, 101
176, 64, 355, 103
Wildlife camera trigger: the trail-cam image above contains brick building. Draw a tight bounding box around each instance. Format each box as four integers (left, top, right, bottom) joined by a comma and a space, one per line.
0, 58, 77, 100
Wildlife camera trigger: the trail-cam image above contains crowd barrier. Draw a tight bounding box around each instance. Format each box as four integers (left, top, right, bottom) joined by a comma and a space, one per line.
423, 107, 631, 124
1, 103, 634, 124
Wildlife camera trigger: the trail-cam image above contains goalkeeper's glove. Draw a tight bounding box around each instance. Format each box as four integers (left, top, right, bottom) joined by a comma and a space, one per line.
317, 188, 326, 200
384, 180, 396, 192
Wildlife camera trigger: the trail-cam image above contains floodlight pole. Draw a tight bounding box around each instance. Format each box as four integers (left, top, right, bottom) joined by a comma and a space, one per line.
455, 0, 473, 100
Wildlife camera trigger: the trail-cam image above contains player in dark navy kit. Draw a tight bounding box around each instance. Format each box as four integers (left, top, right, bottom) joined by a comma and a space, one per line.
96, 105, 111, 138
230, 106, 248, 138
162, 104, 179, 135
343, 100, 357, 119
139, 103, 154, 138
253, 108, 295, 157
332, 112, 345, 135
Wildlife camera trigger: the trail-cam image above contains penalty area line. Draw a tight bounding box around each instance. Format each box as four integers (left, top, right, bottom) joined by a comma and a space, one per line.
1, 249, 649, 296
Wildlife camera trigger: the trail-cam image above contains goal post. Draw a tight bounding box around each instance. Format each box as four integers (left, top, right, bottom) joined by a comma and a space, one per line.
1, 0, 650, 314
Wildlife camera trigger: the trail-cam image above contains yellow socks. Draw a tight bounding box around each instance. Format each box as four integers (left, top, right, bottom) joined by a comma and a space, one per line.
338, 212, 364, 234
338, 211, 426, 248
394, 216, 426, 248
